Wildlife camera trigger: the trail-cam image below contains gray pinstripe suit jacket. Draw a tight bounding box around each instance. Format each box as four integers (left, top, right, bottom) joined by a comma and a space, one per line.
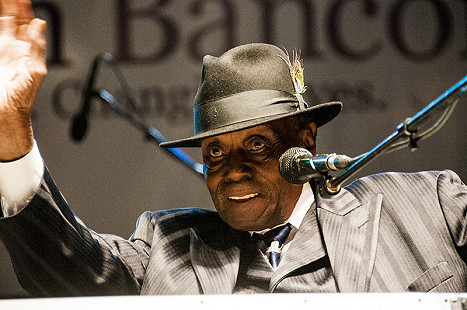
0, 169, 465, 296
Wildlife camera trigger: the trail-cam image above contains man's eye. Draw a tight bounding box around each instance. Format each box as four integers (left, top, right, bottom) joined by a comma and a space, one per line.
250, 139, 265, 151
209, 147, 224, 158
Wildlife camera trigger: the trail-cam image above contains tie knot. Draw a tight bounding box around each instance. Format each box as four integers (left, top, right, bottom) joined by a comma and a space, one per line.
253, 223, 292, 247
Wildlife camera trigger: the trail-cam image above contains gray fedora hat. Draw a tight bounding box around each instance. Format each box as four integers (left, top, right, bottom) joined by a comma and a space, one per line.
160, 43, 342, 148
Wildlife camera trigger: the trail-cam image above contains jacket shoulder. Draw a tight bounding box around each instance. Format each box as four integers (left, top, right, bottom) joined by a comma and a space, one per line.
344, 170, 445, 198
150, 208, 234, 244
151, 207, 222, 231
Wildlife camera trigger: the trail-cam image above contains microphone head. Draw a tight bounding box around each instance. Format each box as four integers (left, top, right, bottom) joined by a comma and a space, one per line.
279, 147, 312, 184
70, 113, 89, 142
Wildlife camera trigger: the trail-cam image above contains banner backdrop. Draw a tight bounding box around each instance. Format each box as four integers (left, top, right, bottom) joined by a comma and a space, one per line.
1, 0, 465, 297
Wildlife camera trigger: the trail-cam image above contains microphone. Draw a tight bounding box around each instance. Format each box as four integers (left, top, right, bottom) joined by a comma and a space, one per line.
279, 147, 352, 184
70, 56, 101, 141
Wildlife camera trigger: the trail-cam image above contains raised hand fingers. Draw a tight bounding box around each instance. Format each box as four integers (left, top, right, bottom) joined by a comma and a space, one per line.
0, 0, 34, 39
27, 18, 47, 73
0, 0, 33, 25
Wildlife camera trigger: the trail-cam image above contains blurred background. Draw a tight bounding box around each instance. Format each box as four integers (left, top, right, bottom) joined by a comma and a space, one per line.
0, 0, 465, 297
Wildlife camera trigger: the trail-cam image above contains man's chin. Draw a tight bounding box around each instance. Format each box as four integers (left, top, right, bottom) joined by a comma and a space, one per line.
216, 206, 260, 230
228, 222, 264, 232
220, 212, 274, 231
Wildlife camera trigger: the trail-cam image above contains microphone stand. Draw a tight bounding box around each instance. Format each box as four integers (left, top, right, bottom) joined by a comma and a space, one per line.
78, 53, 204, 178
95, 89, 204, 177
322, 75, 467, 194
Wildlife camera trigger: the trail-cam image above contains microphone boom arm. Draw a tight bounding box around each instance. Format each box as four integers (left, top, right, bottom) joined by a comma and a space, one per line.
97, 90, 204, 177
76, 53, 204, 178
325, 75, 467, 194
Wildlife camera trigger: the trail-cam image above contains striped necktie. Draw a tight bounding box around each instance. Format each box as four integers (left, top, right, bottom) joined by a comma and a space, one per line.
253, 223, 292, 270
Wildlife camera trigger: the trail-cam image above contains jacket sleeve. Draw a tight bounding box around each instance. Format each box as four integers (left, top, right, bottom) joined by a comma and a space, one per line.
0, 167, 152, 297
437, 170, 467, 262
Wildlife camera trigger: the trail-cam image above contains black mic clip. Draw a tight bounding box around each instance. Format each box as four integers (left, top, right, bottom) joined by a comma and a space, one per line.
70, 53, 112, 142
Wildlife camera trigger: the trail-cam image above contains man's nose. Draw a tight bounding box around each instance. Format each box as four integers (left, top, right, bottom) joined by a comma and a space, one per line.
224, 152, 252, 182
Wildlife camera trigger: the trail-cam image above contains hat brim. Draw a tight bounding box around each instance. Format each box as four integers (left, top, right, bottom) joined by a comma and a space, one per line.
160, 101, 342, 148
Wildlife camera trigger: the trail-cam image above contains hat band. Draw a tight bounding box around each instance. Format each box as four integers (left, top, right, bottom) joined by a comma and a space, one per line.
194, 89, 299, 135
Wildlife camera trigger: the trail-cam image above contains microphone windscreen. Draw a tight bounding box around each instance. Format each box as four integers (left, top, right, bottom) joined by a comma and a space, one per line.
279, 147, 311, 184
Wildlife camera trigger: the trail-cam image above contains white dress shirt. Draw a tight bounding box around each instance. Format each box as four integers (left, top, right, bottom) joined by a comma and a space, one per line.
0, 141, 43, 217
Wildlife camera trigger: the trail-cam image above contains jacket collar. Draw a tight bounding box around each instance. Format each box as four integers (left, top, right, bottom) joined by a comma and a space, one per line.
317, 187, 383, 292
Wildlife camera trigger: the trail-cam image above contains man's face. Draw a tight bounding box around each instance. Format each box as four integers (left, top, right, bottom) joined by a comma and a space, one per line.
201, 121, 309, 231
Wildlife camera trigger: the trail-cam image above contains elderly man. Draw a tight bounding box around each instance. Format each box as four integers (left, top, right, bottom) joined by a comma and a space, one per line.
0, 0, 466, 296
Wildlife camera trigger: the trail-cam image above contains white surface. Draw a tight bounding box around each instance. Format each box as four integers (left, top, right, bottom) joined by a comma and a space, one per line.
0, 293, 466, 310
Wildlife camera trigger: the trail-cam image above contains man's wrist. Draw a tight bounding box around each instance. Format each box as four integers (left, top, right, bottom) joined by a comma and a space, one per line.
0, 114, 34, 162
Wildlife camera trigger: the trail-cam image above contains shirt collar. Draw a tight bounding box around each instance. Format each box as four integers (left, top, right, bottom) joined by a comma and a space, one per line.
287, 182, 314, 230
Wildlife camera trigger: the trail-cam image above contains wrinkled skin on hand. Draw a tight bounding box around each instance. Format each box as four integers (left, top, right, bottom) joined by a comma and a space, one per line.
0, 0, 47, 161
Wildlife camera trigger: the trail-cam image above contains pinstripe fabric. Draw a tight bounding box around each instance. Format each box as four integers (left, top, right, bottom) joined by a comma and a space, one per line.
271, 207, 338, 293
0, 169, 465, 296
318, 191, 382, 292
233, 238, 275, 293
0, 169, 143, 296
318, 170, 466, 292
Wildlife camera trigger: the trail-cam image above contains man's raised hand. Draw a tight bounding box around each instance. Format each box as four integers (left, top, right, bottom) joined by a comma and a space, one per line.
0, 0, 47, 161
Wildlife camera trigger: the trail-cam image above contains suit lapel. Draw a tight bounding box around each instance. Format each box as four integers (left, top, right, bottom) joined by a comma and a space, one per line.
190, 228, 241, 294
317, 187, 383, 292
357, 193, 382, 291
270, 206, 327, 289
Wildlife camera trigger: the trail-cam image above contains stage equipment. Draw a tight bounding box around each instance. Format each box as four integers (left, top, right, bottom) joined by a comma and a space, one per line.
280, 75, 467, 195
69, 53, 204, 177
280, 148, 354, 184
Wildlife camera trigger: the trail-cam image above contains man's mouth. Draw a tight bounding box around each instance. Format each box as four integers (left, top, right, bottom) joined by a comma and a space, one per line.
228, 193, 259, 202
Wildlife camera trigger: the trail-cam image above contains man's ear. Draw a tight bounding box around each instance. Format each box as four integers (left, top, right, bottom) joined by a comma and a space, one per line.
298, 122, 317, 155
